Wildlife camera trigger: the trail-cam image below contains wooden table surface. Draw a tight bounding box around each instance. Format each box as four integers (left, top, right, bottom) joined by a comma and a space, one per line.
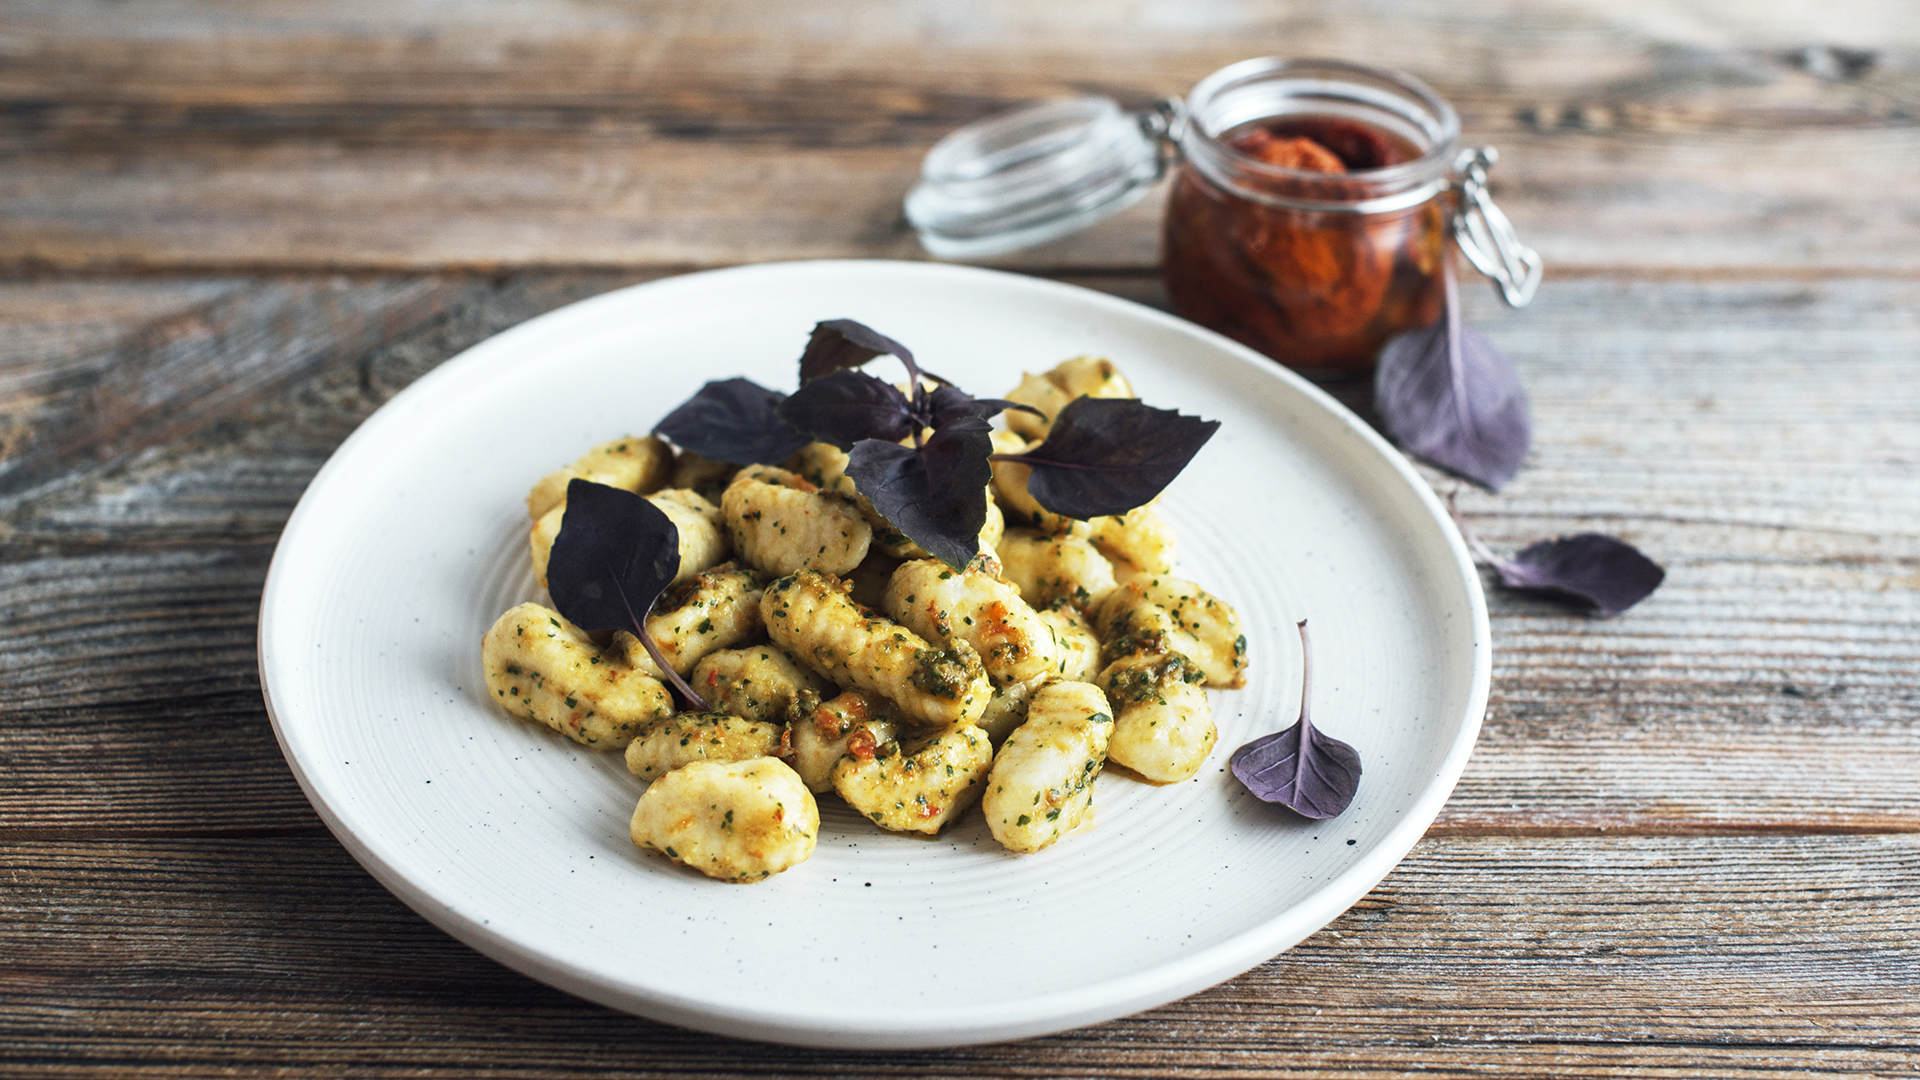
4, 2, 1918, 1076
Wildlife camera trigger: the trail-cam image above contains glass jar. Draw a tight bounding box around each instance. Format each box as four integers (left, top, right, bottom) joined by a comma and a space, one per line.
904, 57, 1540, 377
1164, 58, 1455, 376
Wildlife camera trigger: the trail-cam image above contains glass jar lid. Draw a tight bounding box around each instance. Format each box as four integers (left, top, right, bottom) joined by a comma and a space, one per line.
903, 97, 1168, 259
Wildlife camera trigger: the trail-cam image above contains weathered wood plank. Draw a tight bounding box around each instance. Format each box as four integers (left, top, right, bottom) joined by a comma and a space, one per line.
0, 2, 1915, 271
2, 273, 1917, 837
0, 834, 1914, 1075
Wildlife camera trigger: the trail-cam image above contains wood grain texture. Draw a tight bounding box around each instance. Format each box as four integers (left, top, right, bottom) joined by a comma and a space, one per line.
2, 273, 1916, 841
1, 833, 1915, 1076
1, 1, 1917, 271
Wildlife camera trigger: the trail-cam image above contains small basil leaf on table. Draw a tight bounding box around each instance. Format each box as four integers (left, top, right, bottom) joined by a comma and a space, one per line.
544, 479, 707, 709
844, 416, 995, 570
1230, 620, 1361, 820
1491, 533, 1666, 616
779, 369, 917, 450
1374, 268, 1531, 492
653, 377, 812, 466
996, 397, 1220, 520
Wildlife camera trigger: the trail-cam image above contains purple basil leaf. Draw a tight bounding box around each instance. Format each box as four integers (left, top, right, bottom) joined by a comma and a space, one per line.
999, 397, 1219, 519
843, 416, 994, 570
1492, 533, 1665, 616
779, 369, 917, 450
653, 377, 812, 466
545, 479, 706, 710
1229, 620, 1361, 820
926, 384, 1043, 428
798, 318, 918, 384
1374, 277, 1531, 491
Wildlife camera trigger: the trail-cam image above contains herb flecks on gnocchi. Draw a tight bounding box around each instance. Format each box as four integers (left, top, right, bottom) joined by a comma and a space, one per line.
832, 725, 994, 835
762, 570, 991, 732
723, 465, 873, 577
482, 602, 674, 750
484, 341, 1254, 878
982, 680, 1114, 853
631, 758, 818, 883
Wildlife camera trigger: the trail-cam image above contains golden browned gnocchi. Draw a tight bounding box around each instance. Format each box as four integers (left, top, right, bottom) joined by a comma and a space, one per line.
623, 710, 784, 782
1097, 574, 1247, 689
691, 644, 831, 726
761, 570, 991, 732
610, 563, 765, 677
1003, 357, 1134, 442
527, 435, 674, 520
831, 725, 994, 835
981, 680, 1114, 853
723, 465, 872, 577
787, 690, 898, 793
1097, 653, 1214, 783
997, 528, 1119, 612
884, 560, 1061, 688
481, 602, 674, 750
630, 758, 818, 883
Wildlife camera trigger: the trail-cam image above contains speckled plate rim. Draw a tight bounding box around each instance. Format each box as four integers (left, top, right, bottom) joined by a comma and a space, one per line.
258, 259, 1490, 1049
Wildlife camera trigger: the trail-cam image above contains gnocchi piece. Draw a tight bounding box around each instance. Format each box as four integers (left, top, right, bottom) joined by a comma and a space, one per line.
1037, 604, 1102, 682
530, 487, 728, 588
610, 563, 766, 678
832, 725, 994, 835
843, 550, 904, 611
847, 474, 1005, 564
631, 758, 818, 883
668, 450, 739, 503
1003, 357, 1134, 442
1096, 574, 1248, 689
788, 690, 898, 793
1097, 653, 1215, 783
981, 680, 1115, 853
762, 571, 991, 732
624, 710, 783, 782
977, 672, 1048, 744
691, 644, 832, 726
885, 560, 1061, 688
988, 430, 1074, 534
723, 465, 872, 577
783, 441, 850, 489
481, 602, 674, 750
996, 528, 1119, 612
527, 435, 673, 520
1085, 501, 1176, 575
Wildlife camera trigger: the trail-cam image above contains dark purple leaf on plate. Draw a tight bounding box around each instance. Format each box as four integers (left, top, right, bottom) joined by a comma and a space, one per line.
779, 369, 916, 450
1229, 620, 1361, 820
926, 384, 1043, 428
545, 479, 706, 709
844, 416, 994, 570
1492, 533, 1666, 616
798, 318, 918, 384
653, 377, 812, 466
1374, 287, 1531, 491
998, 397, 1219, 520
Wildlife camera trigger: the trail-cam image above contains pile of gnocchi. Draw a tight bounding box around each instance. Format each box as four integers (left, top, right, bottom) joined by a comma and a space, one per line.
481, 356, 1248, 883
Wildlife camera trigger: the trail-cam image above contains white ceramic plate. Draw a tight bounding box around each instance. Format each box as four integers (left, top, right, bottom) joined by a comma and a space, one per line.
259, 260, 1488, 1049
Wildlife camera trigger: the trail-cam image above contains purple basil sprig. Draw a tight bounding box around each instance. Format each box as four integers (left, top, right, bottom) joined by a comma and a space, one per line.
1374, 263, 1532, 491
1229, 620, 1362, 820
1448, 493, 1664, 616
652, 377, 812, 466
651, 318, 1219, 570
544, 479, 708, 710
994, 397, 1219, 520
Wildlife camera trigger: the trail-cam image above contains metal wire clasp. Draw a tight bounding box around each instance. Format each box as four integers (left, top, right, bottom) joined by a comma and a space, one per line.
1139, 97, 1188, 179
1452, 147, 1541, 307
